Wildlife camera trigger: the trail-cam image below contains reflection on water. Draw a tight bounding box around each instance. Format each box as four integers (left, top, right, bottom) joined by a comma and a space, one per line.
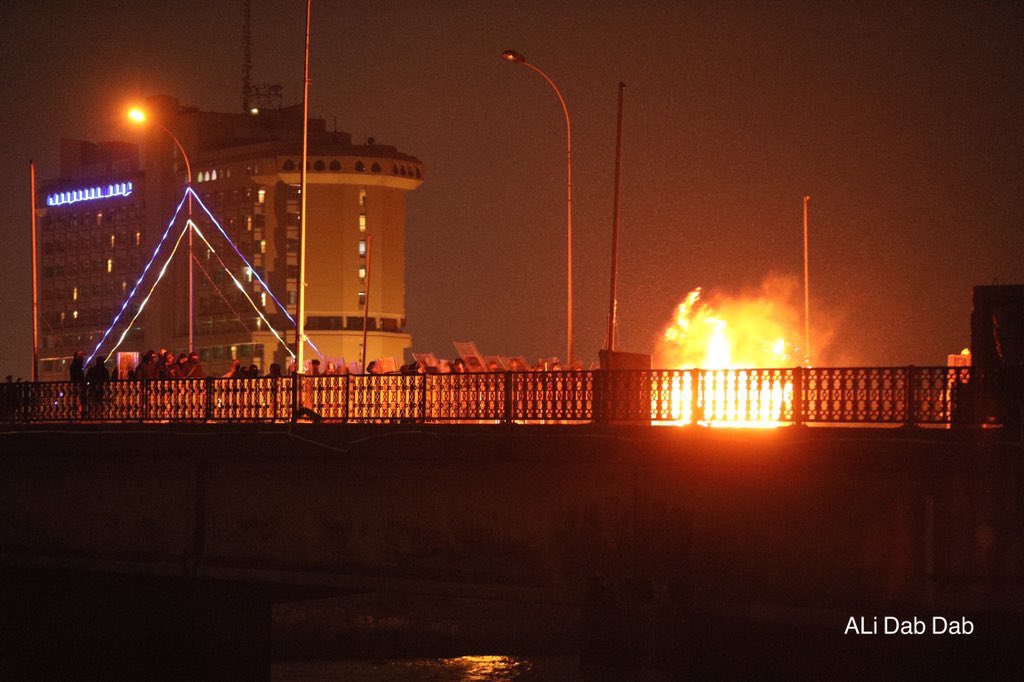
273, 655, 583, 681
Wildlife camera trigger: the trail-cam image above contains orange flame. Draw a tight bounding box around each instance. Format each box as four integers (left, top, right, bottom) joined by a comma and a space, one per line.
654, 279, 803, 427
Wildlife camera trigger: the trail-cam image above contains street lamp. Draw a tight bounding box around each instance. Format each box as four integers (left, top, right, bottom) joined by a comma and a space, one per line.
501, 49, 574, 366
128, 108, 192, 184
128, 107, 195, 353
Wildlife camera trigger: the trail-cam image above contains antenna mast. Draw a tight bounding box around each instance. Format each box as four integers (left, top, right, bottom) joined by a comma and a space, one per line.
242, 0, 253, 112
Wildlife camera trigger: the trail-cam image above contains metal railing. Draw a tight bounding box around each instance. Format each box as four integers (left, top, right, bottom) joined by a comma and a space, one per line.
0, 367, 1007, 426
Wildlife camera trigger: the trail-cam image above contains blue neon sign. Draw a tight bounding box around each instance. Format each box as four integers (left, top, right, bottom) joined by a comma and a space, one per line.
46, 181, 134, 207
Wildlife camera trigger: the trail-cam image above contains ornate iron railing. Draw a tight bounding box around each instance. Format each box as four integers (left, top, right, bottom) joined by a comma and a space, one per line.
0, 367, 1007, 426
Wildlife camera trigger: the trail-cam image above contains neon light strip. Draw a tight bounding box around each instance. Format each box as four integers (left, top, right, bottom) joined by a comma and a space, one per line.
47, 181, 133, 207
192, 254, 255, 335
188, 187, 323, 357
187, 188, 296, 325
190, 223, 295, 358
189, 221, 299, 357
103, 222, 191, 360
88, 191, 192, 364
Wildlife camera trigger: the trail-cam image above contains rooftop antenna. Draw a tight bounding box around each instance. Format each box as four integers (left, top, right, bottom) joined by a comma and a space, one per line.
242, 0, 283, 112
242, 0, 253, 112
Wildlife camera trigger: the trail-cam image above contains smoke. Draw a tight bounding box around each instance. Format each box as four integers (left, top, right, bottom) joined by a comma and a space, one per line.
654, 274, 837, 368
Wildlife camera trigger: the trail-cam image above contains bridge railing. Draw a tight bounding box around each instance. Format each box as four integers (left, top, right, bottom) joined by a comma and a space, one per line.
0, 367, 1006, 426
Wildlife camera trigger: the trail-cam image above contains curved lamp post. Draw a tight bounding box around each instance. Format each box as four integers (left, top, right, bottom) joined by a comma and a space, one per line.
501, 49, 574, 366
128, 107, 194, 353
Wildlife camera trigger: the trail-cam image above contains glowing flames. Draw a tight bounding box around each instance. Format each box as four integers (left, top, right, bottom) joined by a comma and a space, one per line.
654, 279, 803, 427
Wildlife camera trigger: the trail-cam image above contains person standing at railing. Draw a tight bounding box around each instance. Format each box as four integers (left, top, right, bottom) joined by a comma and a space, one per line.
84, 355, 110, 416
223, 359, 243, 379
69, 351, 85, 384
137, 351, 158, 380
69, 351, 86, 415
159, 352, 180, 379
183, 352, 205, 379
85, 355, 110, 384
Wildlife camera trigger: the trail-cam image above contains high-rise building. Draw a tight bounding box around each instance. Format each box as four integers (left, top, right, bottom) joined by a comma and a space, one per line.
35, 95, 423, 378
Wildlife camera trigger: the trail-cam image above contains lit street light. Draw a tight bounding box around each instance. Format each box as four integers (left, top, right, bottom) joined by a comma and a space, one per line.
128, 107, 195, 353
501, 49, 574, 366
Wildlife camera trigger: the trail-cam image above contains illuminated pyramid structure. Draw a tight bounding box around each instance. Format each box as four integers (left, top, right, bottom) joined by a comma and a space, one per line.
87, 187, 320, 367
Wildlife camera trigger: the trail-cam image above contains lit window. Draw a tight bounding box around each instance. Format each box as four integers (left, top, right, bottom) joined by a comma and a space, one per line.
72, 287, 78, 301
96, 211, 103, 225
359, 189, 366, 207
121, 281, 127, 295
211, 170, 218, 181
359, 267, 366, 280
246, 216, 253, 231
260, 292, 267, 307
257, 189, 266, 204
72, 310, 78, 320
245, 267, 253, 282
135, 231, 141, 246
260, 240, 267, 254
359, 215, 366, 232
106, 258, 113, 273
109, 234, 115, 247
358, 291, 366, 306
60, 311, 66, 322
358, 240, 366, 256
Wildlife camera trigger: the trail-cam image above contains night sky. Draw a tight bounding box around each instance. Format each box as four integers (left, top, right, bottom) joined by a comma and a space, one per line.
1, 1, 1022, 378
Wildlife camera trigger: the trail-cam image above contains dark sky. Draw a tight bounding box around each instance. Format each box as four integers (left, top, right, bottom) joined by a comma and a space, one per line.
2, 1, 1022, 377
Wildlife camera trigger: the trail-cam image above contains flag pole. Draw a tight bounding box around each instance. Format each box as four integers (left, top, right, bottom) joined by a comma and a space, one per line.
803, 194, 811, 366
30, 160, 40, 382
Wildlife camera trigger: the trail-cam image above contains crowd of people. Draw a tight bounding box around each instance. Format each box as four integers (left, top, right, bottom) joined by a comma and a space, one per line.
312, 356, 585, 376
58, 346, 598, 386
68, 349, 209, 384
66, 352, 587, 383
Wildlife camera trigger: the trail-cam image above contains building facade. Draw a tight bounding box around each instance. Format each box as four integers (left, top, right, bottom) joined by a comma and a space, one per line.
36, 95, 423, 378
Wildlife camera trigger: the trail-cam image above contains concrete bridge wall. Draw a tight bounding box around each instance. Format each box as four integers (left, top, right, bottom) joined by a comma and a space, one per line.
1, 425, 1022, 678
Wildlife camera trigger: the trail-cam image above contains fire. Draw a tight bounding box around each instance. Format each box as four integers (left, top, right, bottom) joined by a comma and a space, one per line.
654, 279, 802, 427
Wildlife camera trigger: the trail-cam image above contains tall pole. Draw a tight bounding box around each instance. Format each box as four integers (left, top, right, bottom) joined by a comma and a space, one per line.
360, 234, 373, 372
501, 50, 573, 365
187, 163, 193, 353
803, 194, 811, 366
605, 82, 626, 353
296, 0, 312, 373
129, 109, 193, 351
30, 161, 39, 382
153, 121, 193, 352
